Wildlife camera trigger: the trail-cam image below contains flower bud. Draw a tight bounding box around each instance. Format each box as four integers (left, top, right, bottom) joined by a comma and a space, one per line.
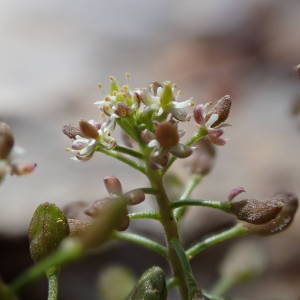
228, 187, 246, 201
0, 122, 14, 159
209, 95, 231, 127
62, 124, 81, 139
127, 266, 167, 300
155, 122, 179, 149
117, 214, 130, 231
84, 197, 112, 217
79, 120, 99, 139
104, 177, 123, 195
193, 105, 205, 125
124, 189, 145, 205
28, 203, 70, 262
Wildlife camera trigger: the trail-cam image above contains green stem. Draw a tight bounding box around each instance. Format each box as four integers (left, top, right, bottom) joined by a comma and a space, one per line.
174, 175, 202, 221
47, 270, 58, 300
112, 231, 167, 258
171, 199, 231, 213
115, 145, 144, 159
11, 239, 83, 294
146, 166, 199, 300
186, 224, 248, 260
166, 277, 179, 289
96, 148, 146, 174
164, 127, 208, 173
128, 212, 161, 221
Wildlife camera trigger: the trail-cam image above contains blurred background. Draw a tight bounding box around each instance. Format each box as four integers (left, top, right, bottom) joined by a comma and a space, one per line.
1, 0, 300, 299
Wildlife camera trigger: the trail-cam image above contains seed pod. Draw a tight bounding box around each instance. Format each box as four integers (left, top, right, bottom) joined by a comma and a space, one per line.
208, 95, 231, 127
127, 266, 167, 300
0, 122, 14, 159
79, 120, 99, 139
104, 177, 123, 195
155, 122, 179, 149
28, 203, 70, 262
244, 192, 298, 235
231, 198, 283, 225
124, 189, 145, 205
62, 124, 81, 139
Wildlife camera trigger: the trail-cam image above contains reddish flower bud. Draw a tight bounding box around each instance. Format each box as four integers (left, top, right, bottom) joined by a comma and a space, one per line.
124, 189, 145, 205
169, 144, 193, 158
117, 215, 130, 231
228, 187, 246, 201
79, 120, 99, 139
84, 198, 112, 217
193, 105, 205, 125
155, 122, 179, 149
0, 122, 14, 159
104, 176, 123, 195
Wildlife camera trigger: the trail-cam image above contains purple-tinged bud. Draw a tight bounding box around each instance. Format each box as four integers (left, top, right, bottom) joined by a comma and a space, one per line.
125, 189, 145, 205
228, 187, 246, 201
71, 140, 86, 150
11, 162, 37, 176
115, 103, 131, 117
62, 124, 81, 139
0, 122, 14, 159
155, 122, 179, 149
243, 192, 298, 235
84, 197, 112, 217
169, 144, 193, 158
208, 128, 227, 146
104, 176, 123, 195
75, 152, 94, 161
193, 104, 205, 125
79, 120, 99, 139
150, 152, 169, 169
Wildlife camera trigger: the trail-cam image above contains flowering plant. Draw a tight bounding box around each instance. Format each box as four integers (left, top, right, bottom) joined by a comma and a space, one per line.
0, 74, 298, 300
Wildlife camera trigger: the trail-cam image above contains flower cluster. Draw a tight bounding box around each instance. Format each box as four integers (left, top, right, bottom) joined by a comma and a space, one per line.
0, 121, 36, 182
63, 76, 232, 169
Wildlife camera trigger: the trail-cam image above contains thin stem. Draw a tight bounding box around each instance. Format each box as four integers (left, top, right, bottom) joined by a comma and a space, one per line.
186, 224, 248, 260
174, 174, 202, 220
96, 148, 146, 174
11, 239, 83, 294
171, 199, 232, 213
166, 277, 178, 289
112, 231, 168, 258
164, 127, 208, 173
115, 145, 144, 159
47, 270, 58, 300
128, 212, 161, 221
